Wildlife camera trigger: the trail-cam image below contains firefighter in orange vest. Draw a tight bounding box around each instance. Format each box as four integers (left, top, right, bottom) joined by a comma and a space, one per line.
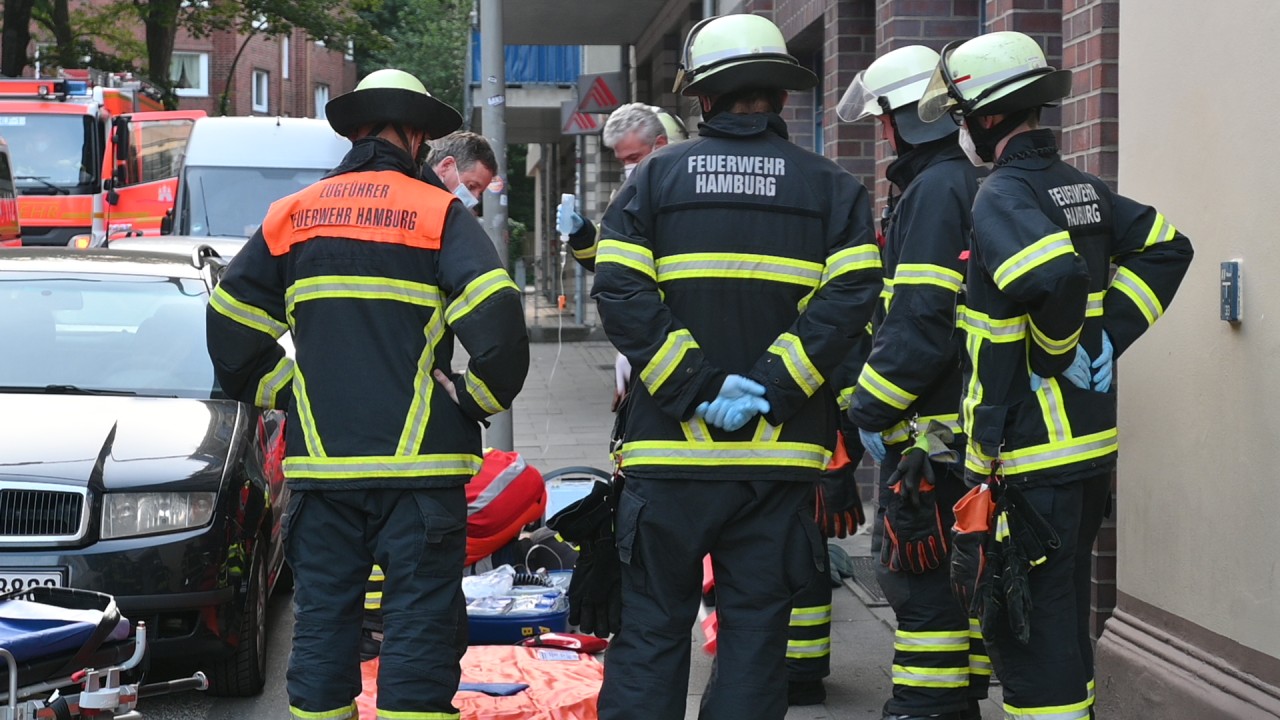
207, 69, 529, 720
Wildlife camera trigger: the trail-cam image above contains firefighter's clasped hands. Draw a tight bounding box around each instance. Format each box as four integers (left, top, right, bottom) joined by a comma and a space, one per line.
695, 374, 770, 432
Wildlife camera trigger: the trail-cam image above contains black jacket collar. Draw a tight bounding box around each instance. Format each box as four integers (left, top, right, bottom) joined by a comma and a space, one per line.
885, 137, 966, 191
697, 112, 791, 141
994, 129, 1060, 170
326, 137, 420, 179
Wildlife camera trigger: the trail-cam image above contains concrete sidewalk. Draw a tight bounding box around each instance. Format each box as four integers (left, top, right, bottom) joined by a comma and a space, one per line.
499, 340, 1004, 719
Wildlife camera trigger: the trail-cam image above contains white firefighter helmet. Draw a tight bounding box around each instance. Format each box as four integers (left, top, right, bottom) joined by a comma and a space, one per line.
674, 14, 816, 98
918, 31, 1072, 123
654, 108, 689, 142
836, 45, 955, 145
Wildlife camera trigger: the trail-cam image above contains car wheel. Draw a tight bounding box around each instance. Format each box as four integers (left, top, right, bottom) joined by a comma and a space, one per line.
208, 547, 268, 696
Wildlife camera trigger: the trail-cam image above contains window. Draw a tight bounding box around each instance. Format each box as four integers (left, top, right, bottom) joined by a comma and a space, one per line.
281, 37, 290, 79
252, 70, 270, 113
345, 39, 355, 61
170, 52, 209, 97
116, 118, 198, 187
314, 84, 330, 120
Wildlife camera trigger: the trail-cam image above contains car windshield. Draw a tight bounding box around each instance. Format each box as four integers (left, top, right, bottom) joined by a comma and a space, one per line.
183, 165, 328, 237
0, 271, 217, 398
0, 114, 98, 194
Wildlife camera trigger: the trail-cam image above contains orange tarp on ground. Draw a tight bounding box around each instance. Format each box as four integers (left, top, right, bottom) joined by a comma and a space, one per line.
357, 645, 603, 720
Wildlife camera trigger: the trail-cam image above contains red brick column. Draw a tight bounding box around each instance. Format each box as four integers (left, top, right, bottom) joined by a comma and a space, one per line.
985, 0, 1063, 128
1060, 0, 1118, 187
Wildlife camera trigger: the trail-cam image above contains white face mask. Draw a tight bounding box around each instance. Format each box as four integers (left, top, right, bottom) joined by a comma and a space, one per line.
453, 183, 479, 210
622, 163, 638, 180
958, 124, 991, 169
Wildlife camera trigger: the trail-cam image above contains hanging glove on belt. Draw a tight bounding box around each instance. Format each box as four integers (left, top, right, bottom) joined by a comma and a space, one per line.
546, 478, 623, 638
815, 431, 865, 539
880, 421, 958, 574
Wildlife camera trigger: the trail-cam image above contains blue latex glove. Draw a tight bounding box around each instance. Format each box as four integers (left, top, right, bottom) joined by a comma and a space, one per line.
858, 428, 886, 464
1091, 332, 1114, 392
695, 375, 768, 432
1030, 373, 1043, 392
556, 201, 585, 236
1060, 344, 1092, 390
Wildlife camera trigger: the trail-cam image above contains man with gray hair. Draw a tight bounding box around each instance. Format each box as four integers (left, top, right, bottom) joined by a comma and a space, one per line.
423, 131, 498, 211
558, 103, 688, 270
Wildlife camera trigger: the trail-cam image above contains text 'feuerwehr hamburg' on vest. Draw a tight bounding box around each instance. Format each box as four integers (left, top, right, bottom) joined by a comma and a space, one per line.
290, 181, 419, 231
689, 154, 786, 197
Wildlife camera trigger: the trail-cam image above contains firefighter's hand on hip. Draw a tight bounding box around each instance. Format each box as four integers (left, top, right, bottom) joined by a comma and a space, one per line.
433, 369, 460, 404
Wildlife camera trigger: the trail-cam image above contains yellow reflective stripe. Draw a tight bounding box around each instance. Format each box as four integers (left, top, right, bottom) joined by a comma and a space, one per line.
823, 244, 881, 282
767, 333, 824, 396
964, 428, 1118, 476
377, 711, 460, 720
969, 617, 982, 637
917, 414, 962, 436
790, 604, 832, 627
1143, 212, 1178, 248
254, 355, 294, 409
1111, 266, 1163, 326
364, 591, 383, 610
1086, 678, 1096, 705
882, 420, 912, 445
293, 368, 326, 457
957, 307, 1028, 343
993, 231, 1074, 291
572, 238, 598, 260
1003, 697, 1092, 720
894, 263, 963, 293
681, 416, 712, 442
891, 664, 969, 688
1086, 291, 1105, 318
640, 329, 698, 395
786, 637, 832, 658
290, 704, 356, 720
210, 285, 288, 337
1035, 377, 1072, 443
1029, 316, 1081, 357
656, 252, 823, 287
836, 385, 855, 412
396, 315, 447, 455
284, 453, 483, 480
857, 365, 917, 411
893, 629, 969, 653
445, 269, 519, 326
880, 280, 895, 313
969, 654, 993, 675
463, 372, 505, 415
597, 239, 656, 281
370, 565, 385, 581
287, 275, 443, 312
752, 417, 781, 443
619, 440, 829, 471
961, 331, 982, 440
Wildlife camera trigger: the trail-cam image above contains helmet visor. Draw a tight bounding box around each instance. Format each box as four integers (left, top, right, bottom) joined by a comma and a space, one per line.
836, 71, 883, 122
917, 43, 962, 124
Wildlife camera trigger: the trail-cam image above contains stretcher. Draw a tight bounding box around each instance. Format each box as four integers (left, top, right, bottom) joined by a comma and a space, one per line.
0, 587, 206, 720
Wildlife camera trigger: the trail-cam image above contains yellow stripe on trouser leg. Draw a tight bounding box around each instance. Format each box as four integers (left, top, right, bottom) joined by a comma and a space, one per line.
376, 710, 461, 720
290, 704, 357, 719
890, 665, 969, 688
1002, 698, 1092, 720
786, 637, 832, 658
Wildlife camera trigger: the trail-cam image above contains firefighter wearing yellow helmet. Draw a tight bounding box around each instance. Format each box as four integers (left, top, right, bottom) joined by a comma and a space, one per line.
918, 32, 1193, 720
589, 13, 881, 719
207, 67, 529, 720
838, 44, 991, 720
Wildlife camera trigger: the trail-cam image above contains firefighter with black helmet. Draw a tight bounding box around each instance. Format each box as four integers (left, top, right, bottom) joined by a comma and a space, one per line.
206, 68, 529, 720
838, 44, 990, 720
590, 13, 881, 720
920, 32, 1192, 718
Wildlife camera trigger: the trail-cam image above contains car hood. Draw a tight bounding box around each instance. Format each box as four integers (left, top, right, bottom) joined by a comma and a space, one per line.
0, 395, 242, 491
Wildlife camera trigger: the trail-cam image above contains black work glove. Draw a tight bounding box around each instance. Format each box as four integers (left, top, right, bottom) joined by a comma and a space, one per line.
546, 481, 622, 638
880, 446, 948, 574
815, 463, 865, 539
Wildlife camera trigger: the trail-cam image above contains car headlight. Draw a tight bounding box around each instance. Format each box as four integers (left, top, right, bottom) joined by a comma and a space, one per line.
101, 492, 216, 540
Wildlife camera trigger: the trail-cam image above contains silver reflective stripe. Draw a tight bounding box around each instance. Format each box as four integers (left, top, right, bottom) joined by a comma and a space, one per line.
997, 432, 1118, 474
893, 630, 968, 652
293, 369, 326, 457
770, 334, 823, 395
1111, 269, 1162, 325
994, 233, 1074, 290
956, 60, 1046, 94
786, 639, 831, 658
656, 253, 822, 287
468, 454, 526, 515
464, 372, 505, 415
290, 704, 357, 720
1086, 291, 1105, 317
255, 355, 294, 409
958, 309, 1028, 342
969, 653, 993, 675
894, 264, 964, 292
396, 315, 446, 455
288, 278, 442, 309
682, 417, 711, 442
1003, 702, 1092, 720
693, 44, 788, 68
210, 286, 288, 337
641, 329, 698, 394
891, 664, 968, 688
754, 417, 781, 443
620, 444, 828, 468
596, 240, 656, 279
790, 604, 832, 627
1038, 378, 1070, 443
284, 454, 482, 479
445, 269, 518, 325
873, 68, 935, 97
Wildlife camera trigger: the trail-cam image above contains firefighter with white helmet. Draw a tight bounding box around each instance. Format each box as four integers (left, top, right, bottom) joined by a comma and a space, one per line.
921, 32, 1192, 719
837, 44, 990, 720
590, 13, 881, 720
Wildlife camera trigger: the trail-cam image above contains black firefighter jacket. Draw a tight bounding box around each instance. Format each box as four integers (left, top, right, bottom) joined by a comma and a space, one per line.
207, 138, 529, 491
847, 140, 981, 449
962, 129, 1192, 486
591, 112, 882, 483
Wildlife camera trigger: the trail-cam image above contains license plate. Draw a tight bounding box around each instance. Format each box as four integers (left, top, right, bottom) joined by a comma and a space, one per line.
0, 571, 63, 594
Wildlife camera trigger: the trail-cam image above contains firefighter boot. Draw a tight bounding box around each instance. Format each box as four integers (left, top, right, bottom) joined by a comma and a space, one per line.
787, 679, 826, 706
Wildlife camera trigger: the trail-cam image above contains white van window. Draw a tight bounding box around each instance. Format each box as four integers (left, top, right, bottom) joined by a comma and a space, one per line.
183, 166, 326, 237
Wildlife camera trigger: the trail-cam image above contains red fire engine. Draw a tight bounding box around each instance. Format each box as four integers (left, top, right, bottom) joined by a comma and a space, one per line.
0, 70, 203, 246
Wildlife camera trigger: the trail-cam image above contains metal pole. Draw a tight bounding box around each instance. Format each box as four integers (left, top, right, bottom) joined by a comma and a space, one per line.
574, 135, 586, 324
480, 0, 513, 451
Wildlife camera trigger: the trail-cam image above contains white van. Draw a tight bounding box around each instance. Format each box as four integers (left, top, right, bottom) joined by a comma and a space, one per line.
166, 116, 350, 238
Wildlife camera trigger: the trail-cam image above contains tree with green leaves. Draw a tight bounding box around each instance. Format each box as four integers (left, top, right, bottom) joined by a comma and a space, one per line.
355, 0, 469, 112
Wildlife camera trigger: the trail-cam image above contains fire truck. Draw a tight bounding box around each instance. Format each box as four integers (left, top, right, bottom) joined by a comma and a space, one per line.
0, 70, 203, 246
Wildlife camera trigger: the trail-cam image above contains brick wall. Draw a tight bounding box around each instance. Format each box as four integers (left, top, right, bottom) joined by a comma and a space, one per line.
985, 0, 1064, 128
1060, 0, 1118, 186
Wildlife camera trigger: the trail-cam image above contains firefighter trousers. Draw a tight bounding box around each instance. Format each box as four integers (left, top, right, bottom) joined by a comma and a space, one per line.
785, 535, 832, 682
283, 486, 468, 720
873, 446, 990, 717
598, 477, 822, 720
982, 472, 1109, 720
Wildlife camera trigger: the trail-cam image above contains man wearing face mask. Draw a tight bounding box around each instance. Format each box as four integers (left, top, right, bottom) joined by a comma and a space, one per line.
836, 45, 988, 720
918, 32, 1192, 719
206, 69, 529, 720
423, 131, 497, 213
557, 102, 688, 271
